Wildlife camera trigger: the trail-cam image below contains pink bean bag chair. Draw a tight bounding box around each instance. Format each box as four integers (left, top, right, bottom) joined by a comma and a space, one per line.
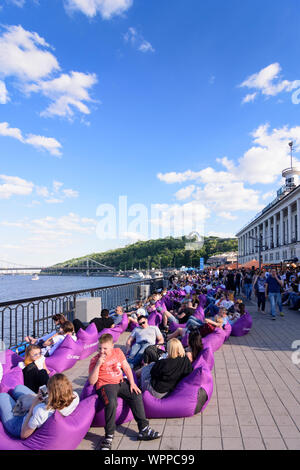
77, 322, 99, 360
45, 335, 83, 374
231, 312, 252, 337
0, 394, 97, 450
80, 380, 134, 427
142, 364, 213, 419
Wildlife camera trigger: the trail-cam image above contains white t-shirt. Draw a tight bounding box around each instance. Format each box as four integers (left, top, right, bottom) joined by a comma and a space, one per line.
46, 334, 77, 356
136, 307, 147, 317
0, 362, 3, 383
26, 392, 79, 430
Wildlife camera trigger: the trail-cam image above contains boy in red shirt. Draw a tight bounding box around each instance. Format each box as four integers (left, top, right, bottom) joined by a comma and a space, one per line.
89, 333, 161, 450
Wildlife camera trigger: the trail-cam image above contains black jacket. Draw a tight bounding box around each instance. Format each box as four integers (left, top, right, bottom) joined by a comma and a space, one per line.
150, 356, 193, 393
22, 363, 49, 393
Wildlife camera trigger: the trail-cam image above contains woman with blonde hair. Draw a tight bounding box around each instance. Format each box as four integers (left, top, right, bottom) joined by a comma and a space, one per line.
140, 338, 193, 399
0, 373, 79, 439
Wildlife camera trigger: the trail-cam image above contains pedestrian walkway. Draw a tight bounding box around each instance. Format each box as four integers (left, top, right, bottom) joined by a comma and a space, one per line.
65, 300, 300, 450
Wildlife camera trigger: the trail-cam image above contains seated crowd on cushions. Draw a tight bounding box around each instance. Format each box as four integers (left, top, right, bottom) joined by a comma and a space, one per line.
1, 266, 259, 447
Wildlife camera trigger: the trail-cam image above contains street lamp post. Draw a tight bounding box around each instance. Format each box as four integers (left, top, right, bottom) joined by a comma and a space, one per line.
248, 235, 265, 271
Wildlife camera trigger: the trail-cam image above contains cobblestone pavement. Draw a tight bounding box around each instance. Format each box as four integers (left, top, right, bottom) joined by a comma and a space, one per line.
65, 298, 300, 450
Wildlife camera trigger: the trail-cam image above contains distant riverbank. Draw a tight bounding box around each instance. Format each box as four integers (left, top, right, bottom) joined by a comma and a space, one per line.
0, 275, 133, 303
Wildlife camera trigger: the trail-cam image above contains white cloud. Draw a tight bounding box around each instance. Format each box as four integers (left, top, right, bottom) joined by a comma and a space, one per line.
175, 185, 195, 201
0, 80, 9, 103
36, 186, 49, 197
0, 26, 98, 121
240, 63, 299, 102
194, 181, 262, 212
217, 211, 238, 221
0, 121, 62, 156
62, 188, 79, 198
8, 0, 26, 6
25, 134, 62, 156
25, 71, 98, 118
0, 174, 34, 199
65, 0, 133, 19
242, 92, 257, 104
232, 123, 300, 184
124, 27, 155, 54
150, 201, 210, 238
53, 181, 64, 192
36, 180, 79, 203
45, 198, 64, 204
138, 41, 155, 53
0, 121, 23, 141
0, 25, 59, 82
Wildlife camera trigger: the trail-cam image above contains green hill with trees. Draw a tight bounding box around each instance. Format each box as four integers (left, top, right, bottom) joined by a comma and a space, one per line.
53, 236, 237, 270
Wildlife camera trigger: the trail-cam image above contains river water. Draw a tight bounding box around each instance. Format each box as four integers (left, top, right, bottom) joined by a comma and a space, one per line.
0, 275, 134, 303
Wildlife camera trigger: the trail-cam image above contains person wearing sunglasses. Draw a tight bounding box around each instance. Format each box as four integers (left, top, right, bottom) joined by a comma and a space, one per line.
18, 344, 50, 393
125, 316, 164, 369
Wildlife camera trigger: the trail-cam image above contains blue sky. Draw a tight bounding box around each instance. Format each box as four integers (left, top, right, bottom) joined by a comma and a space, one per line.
1, 0, 300, 266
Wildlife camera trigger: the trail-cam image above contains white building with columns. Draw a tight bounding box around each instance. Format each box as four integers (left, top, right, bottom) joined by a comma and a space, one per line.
236, 165, 300, 265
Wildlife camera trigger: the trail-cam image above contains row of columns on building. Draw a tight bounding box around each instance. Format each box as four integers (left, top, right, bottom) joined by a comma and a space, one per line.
240, 199, 300, 257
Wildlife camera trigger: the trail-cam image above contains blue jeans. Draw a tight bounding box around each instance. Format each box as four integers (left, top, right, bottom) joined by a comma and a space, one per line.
244, 283, 252, 300
0, 384, 35, 437
268, 292, 282, 317
127, 341, 151, 368
186, 316, 204, 330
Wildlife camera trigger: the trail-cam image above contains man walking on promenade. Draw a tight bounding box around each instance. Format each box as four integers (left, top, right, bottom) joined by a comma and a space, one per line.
88, 333, 161, 450
265, 268, 284, 320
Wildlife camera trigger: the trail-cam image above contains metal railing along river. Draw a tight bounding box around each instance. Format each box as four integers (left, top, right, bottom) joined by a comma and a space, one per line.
0, 277, 164, 350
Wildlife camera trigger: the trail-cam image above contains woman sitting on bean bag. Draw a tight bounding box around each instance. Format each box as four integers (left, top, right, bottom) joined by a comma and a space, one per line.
18, 345, 50, 394
25, 314, 67, 346
42, 321, 77, 357
185, 329, 203, 363
0, 373, 79, 439
139, 339, 193, 399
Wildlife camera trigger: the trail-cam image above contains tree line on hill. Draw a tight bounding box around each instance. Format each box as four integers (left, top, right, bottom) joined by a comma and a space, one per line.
53, 236, 238, 271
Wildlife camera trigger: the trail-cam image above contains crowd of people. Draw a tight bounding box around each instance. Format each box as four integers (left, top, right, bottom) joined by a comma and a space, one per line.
0, 263, 294, 449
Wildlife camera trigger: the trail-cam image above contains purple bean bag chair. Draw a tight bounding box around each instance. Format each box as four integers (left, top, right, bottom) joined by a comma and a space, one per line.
202, 327, 227, 352
155, 300, 167, 314
223, 322, 232, 340
80, 380, 134, 427
98, 313, 129, 342
0, 350, 23, 375
192, 347, 215, 371
45, 335, 83, 374
182, 326, 227, 351
77, 322, 99, 360
198, 294, 207, 308
231, 312, 252, 337
169, 320, 186, 333
0, 394, 97, 450
142, 364, 213, 419
0, 366, 24, 394
147, 311, 162, 327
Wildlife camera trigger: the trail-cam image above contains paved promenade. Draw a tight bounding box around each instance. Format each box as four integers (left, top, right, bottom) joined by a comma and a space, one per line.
66, 299, 300, 450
